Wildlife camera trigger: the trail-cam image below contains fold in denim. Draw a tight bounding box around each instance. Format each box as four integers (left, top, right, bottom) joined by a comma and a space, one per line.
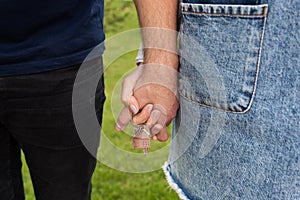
164, 0, 300, 199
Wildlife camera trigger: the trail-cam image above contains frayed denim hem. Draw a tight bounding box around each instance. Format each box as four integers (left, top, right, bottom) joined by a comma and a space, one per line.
162, 162, 190, 200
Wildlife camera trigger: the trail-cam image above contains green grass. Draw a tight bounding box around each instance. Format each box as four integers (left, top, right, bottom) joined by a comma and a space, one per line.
21, 1, 180, 200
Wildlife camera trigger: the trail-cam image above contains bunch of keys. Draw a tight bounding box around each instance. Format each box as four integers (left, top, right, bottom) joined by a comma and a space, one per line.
132, 124, 151, 156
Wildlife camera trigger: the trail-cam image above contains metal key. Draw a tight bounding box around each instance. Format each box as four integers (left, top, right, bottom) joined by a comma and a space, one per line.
132, 125, 151, 156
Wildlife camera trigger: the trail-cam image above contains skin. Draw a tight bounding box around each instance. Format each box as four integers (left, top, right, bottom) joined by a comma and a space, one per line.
115, 0, 179, 142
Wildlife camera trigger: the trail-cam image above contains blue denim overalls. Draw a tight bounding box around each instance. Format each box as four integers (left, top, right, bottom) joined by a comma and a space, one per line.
163, 0, 300, 199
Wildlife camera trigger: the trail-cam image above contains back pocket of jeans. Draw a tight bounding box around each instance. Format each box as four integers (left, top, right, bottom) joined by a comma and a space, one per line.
178, 3, 268, 113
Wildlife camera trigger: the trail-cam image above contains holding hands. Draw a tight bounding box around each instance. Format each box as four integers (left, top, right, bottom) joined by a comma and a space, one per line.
116, 0, 179, 143
115, 62, 179, 142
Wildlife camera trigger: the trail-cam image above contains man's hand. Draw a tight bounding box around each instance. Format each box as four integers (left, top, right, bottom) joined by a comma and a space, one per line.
115, 64, 179, 142
133, 70, 179, 141
114, 65, 154, 132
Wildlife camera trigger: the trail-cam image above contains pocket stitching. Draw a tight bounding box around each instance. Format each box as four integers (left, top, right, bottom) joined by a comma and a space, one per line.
181, 3, 268, 18
179, 4, 268, 113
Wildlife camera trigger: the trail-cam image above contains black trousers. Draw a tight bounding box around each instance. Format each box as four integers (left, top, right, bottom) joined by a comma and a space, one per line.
0, 59, 105, 200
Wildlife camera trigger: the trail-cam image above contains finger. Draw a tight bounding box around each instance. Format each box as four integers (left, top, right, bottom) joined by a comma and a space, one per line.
146, 110, 161, 127
149, 105, 167, 136
150, 124, 163, 136
121, 79, 133, 106
115, 107, 131, 131
132, 104, 153, 125
121, 67, 143, 106
152, 135, 158, 141
128, 96, 139, 115
156, 126, 169, 142
153, 104, 167, 123
151, 105, 167, 130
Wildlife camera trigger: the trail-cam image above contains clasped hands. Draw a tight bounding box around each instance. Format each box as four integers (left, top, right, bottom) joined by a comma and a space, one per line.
115, 63, 179, 142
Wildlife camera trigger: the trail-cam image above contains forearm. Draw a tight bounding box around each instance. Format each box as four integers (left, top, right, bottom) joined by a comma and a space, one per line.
133, 0, 179, 69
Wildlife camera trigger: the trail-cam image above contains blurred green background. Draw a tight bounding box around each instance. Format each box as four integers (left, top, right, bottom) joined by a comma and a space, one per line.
21, 1, 180, 199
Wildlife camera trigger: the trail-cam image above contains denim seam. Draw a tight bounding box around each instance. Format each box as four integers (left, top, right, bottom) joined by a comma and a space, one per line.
181, 3, 268, 16
245, 5, 268, 113
181, 11, 267, 18
179, 5, 268, 114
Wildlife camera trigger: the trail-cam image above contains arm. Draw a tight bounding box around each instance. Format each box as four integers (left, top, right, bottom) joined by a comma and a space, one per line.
116, 0, 179, 142
134, 0, 179, 69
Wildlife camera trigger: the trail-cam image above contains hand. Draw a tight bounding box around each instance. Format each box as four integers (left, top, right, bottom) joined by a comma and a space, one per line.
132, 0, 179, 141
115, 64, 179, 142
115, 65, 153, 132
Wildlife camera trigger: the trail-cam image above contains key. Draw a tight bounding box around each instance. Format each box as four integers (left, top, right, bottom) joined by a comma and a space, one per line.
132, 125, 151, 156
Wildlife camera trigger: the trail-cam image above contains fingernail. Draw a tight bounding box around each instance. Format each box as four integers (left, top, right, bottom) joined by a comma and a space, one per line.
148, 104, 154, 112
115, 123, 122, 131
130, 105, 137, 114
153, 110, 160, 119
153, 124, 163, 134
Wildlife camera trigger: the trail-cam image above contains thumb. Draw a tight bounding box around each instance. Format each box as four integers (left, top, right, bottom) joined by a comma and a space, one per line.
121, 66, 143, 106
128, 96, 140, 115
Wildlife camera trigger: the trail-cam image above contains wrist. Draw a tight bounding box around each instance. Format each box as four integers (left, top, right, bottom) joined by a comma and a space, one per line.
135, 63, 178, 99
144, 49, 178, 70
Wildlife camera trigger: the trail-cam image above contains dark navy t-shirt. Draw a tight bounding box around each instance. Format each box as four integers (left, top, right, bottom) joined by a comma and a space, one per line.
0, 0, 105, 77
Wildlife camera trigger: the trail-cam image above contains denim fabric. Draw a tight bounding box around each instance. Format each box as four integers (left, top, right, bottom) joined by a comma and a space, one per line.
165, 0, 300, 199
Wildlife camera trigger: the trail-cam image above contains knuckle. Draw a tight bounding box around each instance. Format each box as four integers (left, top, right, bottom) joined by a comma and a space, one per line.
170, 112, 177, 119
122, 77, 129, 86
118, 118, 128, 127
121, 98, 128, 105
